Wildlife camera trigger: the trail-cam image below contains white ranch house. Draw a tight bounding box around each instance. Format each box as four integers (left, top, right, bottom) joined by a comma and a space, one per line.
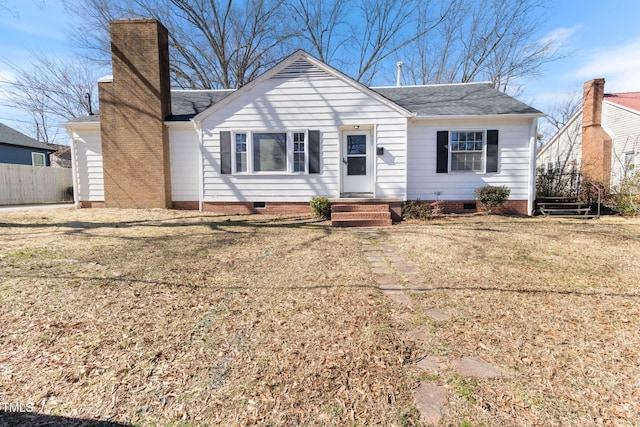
63, 19, 543, 223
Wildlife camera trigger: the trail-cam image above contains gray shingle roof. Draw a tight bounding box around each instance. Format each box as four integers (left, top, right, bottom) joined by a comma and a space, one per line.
373, 83, 543, 116
66, 89, 234, 123
169, 90, 234, 120
66, 82, 541, 124
0, 122, 56, 151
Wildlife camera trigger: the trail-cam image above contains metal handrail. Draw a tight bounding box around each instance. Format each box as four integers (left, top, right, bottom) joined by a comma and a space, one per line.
587, 181, 602, 218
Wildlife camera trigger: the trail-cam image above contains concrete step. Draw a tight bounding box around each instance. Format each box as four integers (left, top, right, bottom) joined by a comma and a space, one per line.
538, 202, 585, 207
542, 214, 600, 219
540, 206, 591, 217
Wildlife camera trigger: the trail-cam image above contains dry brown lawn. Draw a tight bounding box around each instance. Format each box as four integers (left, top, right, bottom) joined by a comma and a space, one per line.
1, 209, 639, 426
394, 215, 640, 426
0, 209, 415, 426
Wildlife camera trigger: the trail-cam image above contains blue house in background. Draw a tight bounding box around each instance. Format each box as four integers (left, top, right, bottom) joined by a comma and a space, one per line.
0, 122, 56, 166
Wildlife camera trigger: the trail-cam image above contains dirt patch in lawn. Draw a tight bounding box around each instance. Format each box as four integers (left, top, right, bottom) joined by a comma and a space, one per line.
0, 209, 418, 426
394, 215, 640, 426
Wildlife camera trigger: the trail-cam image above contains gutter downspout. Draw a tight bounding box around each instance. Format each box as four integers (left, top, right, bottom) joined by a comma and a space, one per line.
66, 127, 80, 209
528, 118, 538, 216
193, 120, 205, 212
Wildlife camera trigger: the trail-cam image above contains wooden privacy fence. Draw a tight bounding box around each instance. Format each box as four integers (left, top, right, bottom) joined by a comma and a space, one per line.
0, 163, 73, 205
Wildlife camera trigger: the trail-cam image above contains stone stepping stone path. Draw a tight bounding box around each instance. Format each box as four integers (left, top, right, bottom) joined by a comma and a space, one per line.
413, 382, 447, 426
452, 356, 508, 378
356, 227, 508, 425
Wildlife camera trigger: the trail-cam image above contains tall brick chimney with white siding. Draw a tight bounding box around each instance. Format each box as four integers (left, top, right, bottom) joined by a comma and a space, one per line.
99, 19, 172, 208
581, 78, 612, 185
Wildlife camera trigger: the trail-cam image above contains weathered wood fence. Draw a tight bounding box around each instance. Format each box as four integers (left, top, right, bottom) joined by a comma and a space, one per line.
0, 163, 73, 205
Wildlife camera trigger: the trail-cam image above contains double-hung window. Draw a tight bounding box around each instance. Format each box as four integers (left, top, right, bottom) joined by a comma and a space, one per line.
450, 131, 484, 172
235, 133, 247, 173
436, 129, 498, 174
293, 132, 306, 173
231, 130, 308, 174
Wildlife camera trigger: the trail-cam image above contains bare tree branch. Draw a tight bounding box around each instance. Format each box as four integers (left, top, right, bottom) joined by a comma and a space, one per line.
399, 0, 559, 93
0, 53, 99, 143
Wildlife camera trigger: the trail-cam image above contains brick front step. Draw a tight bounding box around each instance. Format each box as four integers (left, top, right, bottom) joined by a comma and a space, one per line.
331, 211, 391, 220
330, 203, 392, 227
331, 218, 392, 227
331, 204, 391, 212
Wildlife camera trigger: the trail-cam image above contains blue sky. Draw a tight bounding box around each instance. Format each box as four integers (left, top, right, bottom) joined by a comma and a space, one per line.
1, 0, 640, 142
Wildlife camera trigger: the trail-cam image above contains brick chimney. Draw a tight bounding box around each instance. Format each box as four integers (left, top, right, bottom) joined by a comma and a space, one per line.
581, 78, 612, 186
99, 19, 172, 208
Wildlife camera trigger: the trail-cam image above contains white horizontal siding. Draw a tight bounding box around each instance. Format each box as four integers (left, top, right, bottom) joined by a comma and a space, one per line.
537, 113, 582, 172
604, 103, 640, 188
71, 130, 104, 201
407, 118, 534, 200
200, 68, 408, 202
169, 128, 199, 201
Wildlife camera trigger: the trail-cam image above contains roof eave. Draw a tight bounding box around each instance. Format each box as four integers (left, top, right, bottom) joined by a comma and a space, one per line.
412, 113, 546, 120
61, 120, 100, 129
0, 141, 57, 152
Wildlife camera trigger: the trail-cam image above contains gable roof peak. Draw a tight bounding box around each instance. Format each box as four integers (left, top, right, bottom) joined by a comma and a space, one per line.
192, 49, 413, 122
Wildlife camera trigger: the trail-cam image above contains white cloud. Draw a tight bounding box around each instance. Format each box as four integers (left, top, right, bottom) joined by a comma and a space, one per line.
571, 37, 640, 92
540, 26, 581, 51
0, 68, 16, 99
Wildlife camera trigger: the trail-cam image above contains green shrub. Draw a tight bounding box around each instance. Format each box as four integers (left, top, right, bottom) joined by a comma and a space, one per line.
310, 196, 331, 219
65, 186, 74, 200
402, 199, 442, 219
475, 185, 511, 214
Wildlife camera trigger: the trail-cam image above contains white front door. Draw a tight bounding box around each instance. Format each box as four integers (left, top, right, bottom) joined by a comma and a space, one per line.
342, 131, 372, 194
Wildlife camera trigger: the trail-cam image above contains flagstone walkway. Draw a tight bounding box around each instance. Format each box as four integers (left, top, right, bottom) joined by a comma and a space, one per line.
355, 228, 508, 426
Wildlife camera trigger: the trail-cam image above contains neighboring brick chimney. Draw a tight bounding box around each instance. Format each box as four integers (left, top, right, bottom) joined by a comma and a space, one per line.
99, 19, 172, 208
581, 78, 612, 186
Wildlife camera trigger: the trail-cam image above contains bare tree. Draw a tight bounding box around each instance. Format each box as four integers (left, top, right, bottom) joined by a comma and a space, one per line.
0, 53, 99, 143
543, 88, 582, 133
62, 0, 557, 91
285, 0, 453, 84
4, 0, 560, 139
399, 0, 558, 93
352, 0, 448, 84
285, 0, 351, 65
0, 1, 17, 16
63, 0, 293, 89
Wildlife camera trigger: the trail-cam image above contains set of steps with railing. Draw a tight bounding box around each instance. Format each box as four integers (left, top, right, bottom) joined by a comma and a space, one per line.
331, 203, 392, 227
537, 197, 599, 218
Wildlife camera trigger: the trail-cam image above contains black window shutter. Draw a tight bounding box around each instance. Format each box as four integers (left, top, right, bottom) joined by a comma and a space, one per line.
486, 129, 499, 173
220, 131, 231, 174
308, 130, 321, 174
436, 131, 449, 173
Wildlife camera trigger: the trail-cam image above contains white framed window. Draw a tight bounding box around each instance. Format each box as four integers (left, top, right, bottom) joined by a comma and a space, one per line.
31, 152, 46, 166
235, 133, 247, 173
450, 131, 484, 172
293, 132, 306, 173
231, 130, 308, 174
253, 132, 287, 172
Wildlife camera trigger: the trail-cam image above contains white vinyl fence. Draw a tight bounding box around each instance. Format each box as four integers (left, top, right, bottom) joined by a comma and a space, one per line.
0, 163, 73, 205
